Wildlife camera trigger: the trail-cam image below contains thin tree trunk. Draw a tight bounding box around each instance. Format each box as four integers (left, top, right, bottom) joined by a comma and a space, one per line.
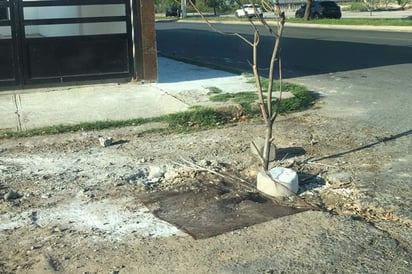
304, 0, 312, 20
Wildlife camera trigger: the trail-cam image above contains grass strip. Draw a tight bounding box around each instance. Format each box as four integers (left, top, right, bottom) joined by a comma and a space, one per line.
157, 15, 412, 27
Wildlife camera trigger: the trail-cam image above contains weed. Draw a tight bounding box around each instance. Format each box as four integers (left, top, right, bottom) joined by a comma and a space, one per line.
206, 87, 223, 95
164, 108, 229, 132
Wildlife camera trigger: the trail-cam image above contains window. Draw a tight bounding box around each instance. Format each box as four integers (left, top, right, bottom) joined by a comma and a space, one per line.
0, 8, 8, 20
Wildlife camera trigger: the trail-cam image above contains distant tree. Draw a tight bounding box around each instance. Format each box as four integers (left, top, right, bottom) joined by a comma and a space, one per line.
206, 0, 220, 15
396, 0, 410, 9
304, 0, 313, 20
205, 0, 231, 15
154, 0, 177, 13
362, 0, 377, 15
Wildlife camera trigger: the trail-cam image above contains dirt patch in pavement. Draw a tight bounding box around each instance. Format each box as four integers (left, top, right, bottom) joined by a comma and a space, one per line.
140, 175, 307, 239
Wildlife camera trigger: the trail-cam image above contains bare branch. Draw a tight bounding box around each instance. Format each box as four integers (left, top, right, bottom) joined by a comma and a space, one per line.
176, 157, 256, 192
187, 0, 254, 47
267, 10, 285, 122
252, 32, 268, 123
261, 0, 273, 12
271, 57, 283, 122
259, 0, 279, 36
251, 140, 266, 165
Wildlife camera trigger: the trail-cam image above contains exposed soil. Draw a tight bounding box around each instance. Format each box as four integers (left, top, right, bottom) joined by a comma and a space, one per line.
1, 110, 411, 273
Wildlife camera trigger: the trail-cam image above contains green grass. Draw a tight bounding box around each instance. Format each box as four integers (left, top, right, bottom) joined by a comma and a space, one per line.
342, 2, 369, 12
210, 91, 259, 116
163, 107, 229, 131
157, 13, 412, 27
206, 86, 224, 95
288, 17, 412, 26
0, 108, 232, 139
209, 91, 257, 104
209, 80, 314, 116
0, 118, 154, 139
277, 83, 313, 113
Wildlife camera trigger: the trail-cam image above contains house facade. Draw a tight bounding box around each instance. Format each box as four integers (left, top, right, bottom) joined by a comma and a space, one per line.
0, 0, 157, 89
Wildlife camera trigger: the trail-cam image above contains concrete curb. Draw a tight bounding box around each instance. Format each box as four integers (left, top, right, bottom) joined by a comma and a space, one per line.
172, 19, 412, 33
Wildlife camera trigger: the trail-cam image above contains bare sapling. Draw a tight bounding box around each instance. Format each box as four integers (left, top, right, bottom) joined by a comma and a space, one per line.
362, 0, 377, 16
188, 0, 286, 171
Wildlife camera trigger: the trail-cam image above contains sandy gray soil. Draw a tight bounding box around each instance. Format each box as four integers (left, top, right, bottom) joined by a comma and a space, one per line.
1, 109, 411, 273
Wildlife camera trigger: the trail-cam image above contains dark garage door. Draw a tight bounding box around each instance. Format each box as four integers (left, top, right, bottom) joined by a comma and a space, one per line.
0, 0, 134, 88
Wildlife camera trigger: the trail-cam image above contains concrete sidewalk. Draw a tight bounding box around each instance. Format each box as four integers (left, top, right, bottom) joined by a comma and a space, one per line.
0, 57, 255, 131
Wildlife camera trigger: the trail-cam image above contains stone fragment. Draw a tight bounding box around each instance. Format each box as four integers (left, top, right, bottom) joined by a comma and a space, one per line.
4, 190, 21, 201
98, 136, 113, 147
199, 159, 211, 167
326, 171, 352, 186
41, 193, 52, 199
148, 166, 165, 181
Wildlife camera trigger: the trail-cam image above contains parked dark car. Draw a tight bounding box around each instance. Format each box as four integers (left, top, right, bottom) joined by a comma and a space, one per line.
295, 1, 342, 19
165, 6, 181, 17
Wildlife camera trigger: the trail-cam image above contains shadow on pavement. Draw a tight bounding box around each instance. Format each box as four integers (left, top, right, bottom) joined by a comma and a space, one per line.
307, 129, 412, 162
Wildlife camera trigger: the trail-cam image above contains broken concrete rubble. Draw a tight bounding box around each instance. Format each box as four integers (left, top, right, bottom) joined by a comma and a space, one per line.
98, 136, 113, 147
